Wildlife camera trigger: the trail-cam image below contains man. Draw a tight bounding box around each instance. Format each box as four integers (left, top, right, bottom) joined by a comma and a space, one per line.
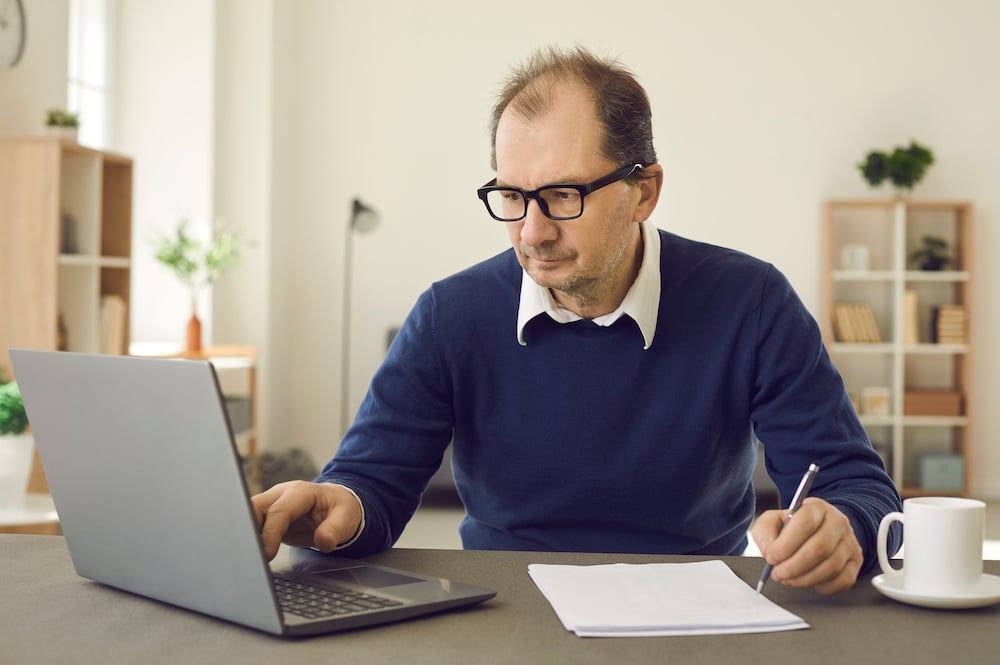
253, 47, 902, 595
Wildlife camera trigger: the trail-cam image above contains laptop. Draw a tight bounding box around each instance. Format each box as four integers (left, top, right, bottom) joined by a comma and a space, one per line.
9, 349, 495, 636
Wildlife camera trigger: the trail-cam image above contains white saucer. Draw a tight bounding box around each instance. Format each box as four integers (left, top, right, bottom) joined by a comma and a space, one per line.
872, 573, 1000, 609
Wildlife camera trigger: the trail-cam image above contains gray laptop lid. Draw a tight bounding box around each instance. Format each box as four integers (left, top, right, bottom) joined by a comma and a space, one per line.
11, 349, 495, 636
11, 349, 285, 633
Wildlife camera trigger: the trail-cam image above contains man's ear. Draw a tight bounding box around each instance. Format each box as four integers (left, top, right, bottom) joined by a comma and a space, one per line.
632, 163, 664, 223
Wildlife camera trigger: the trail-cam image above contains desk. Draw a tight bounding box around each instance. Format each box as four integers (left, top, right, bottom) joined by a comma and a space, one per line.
2, 535, 998, 665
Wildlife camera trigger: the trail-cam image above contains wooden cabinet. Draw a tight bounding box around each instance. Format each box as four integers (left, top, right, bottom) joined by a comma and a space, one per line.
0, 138, 133, 377
0, 494, 60, 535
820, 199, 973, 496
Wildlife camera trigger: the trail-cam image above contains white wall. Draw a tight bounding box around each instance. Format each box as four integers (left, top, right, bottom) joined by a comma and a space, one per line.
271, 0, 1000, 495
212, 0, 274, 460
0, 0, 68, 133
115, 0, 216, 343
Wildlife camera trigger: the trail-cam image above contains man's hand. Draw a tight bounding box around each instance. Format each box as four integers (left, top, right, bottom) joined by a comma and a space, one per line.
251, 481, 363, 561
751, 497, 863, 595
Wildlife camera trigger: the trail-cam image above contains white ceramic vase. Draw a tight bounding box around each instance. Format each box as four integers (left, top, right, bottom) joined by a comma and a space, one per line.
44, 125, 78, 142
0, 433, 34, 509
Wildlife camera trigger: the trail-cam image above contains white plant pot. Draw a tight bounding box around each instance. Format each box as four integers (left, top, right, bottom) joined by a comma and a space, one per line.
45, 126, 78, 142
0, 433, 34, 509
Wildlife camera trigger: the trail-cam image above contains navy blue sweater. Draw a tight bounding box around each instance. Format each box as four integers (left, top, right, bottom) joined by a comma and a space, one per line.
320, 230, 902, 571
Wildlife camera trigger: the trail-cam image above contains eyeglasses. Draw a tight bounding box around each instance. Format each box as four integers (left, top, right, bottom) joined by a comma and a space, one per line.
476, 163, 643, 222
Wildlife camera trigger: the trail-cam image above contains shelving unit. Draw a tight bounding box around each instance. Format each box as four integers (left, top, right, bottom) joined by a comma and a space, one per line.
0, 137, 133, 376
0, 138, 133, 499
820, 199, 973, 497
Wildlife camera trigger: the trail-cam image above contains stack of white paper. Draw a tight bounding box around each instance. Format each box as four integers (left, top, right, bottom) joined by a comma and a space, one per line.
528, 560, 809, 637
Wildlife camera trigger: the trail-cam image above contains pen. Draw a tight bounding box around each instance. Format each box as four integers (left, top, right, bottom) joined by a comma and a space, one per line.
755, 462, 819, 593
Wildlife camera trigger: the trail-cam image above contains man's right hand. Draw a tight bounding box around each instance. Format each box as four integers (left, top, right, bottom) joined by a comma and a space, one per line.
251, 481, 363, 561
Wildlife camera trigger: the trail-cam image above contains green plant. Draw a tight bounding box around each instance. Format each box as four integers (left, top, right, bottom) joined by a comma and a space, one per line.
0, 381, 28, 436
858, 140, 935, 193
153, 220, 245, 300
45, 109, 79, 128
909, 235, 952, 271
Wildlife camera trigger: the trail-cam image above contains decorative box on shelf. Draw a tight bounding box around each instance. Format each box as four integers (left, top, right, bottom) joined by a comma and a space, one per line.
903, 390, 962, 416
861, 387, 891, 415
920, 453, 964, 492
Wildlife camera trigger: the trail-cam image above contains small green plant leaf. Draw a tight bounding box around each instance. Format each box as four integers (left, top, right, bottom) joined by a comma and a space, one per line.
0, 381, 28, 436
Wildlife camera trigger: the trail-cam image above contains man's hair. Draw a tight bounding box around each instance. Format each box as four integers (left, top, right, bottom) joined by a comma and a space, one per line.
489, 46, 658, 177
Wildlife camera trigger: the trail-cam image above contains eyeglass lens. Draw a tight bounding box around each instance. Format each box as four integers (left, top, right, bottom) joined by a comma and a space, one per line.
485, 186, 583, 221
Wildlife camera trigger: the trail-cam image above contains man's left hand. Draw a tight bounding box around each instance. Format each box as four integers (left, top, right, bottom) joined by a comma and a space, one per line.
751, 497, 863, 595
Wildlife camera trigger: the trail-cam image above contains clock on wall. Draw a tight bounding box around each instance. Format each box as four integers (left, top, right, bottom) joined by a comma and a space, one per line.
0, 0, 26, 68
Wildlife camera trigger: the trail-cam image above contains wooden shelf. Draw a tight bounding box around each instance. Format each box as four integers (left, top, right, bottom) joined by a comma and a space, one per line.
0, 138, 133, 375
831, 343, 895, 354
58, 254, 131, 269
0, 494, 60, 535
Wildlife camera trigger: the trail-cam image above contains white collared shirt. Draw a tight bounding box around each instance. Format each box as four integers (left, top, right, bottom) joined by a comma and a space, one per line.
516, 219, 661, 349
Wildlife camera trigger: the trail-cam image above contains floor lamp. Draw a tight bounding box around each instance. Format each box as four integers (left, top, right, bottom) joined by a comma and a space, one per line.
341, 198, 380, 435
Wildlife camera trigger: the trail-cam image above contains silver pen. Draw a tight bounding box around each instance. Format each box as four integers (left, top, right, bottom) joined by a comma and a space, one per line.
755, 463, 820, 593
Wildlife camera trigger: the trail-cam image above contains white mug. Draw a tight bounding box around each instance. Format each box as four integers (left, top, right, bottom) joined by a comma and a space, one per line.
877, 496, 985, 596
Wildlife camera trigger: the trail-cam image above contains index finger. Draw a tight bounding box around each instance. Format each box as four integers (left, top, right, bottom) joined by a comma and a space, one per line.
750, 508, 785, 555
761, 498, 825, 564
252, 483, 304, 560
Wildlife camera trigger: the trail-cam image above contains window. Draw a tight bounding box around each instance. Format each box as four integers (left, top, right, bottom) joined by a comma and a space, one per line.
67, 0, 113, 149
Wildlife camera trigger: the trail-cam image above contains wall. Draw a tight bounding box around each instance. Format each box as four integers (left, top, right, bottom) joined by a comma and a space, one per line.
272, 0, 1000, 495
212, 0, 275, 460
114, 0, 277, 451
115, 0, 215, 344
0, 0, 68, 133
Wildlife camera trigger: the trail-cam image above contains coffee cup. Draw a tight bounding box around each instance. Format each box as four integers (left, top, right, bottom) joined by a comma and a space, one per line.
877, 496, 985, 596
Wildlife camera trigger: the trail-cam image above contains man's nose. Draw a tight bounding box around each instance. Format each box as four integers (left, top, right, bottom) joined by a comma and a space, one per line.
519, 197, 558, 245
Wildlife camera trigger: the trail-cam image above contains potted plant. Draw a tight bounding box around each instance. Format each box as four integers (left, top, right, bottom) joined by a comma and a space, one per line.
0, 380, 34, 508
909, 235, 952, 271
153, 219, 245, 351
45, 109, 80, 141
858, 140, 935, 196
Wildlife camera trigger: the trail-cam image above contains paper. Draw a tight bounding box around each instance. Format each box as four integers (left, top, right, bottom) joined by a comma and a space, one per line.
528, 560, 808, 637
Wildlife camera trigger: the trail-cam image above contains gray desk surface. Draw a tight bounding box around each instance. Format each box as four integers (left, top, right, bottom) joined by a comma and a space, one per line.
3, 535, 998, 665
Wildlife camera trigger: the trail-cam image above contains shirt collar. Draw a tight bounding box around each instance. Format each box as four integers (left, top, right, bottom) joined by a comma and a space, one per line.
516, 219, 661, 349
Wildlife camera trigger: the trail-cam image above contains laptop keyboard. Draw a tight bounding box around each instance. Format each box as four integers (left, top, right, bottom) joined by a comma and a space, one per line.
273, 573, 404, 619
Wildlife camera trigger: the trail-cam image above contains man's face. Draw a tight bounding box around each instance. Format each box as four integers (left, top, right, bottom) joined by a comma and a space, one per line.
494, 84, 643, 314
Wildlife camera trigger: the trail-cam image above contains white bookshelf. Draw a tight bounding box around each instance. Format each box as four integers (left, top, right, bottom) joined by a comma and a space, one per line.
821, 199, 973, 496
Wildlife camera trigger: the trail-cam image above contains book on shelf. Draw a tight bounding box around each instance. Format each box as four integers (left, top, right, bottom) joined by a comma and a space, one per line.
833, 303, 881, 343
99, 294, 128, 355
903, 290, 919, 344
931, 304, 967, 344
832, 304, 852, 342
859, 303, 881, 342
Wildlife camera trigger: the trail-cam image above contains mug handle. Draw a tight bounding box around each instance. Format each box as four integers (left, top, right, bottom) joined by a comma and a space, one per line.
877, 511, 904, 579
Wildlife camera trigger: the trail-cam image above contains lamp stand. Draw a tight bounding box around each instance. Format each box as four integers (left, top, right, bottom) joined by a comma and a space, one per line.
340, 198, 379, 436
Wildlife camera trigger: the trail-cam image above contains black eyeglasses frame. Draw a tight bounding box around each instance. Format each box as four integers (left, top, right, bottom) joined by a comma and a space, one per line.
476, 163, 644, 222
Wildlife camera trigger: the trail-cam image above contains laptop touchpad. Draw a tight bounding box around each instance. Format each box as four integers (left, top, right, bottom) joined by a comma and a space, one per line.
313, 566, 425, 588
